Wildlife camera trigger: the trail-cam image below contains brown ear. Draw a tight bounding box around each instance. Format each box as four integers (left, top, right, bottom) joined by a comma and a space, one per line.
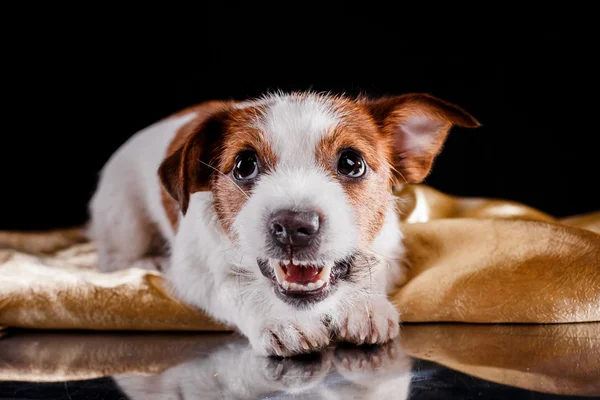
365, 93, 481, 183
158, 112, 227, 215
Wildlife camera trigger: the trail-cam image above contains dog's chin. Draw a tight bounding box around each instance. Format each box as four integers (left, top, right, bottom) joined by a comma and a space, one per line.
257, 254, 354, 308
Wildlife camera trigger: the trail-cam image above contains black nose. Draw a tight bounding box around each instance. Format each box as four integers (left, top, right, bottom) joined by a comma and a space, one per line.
269, 210, 321, 248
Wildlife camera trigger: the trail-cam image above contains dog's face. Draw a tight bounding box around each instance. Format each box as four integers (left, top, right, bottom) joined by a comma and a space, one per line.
160, 93, 478, 307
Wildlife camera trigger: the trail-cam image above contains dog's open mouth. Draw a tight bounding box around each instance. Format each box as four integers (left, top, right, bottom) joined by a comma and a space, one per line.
258, 256, 353, 306
269, 259, 333, 293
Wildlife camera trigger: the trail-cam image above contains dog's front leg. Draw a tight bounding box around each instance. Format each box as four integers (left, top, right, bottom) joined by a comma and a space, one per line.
222, 281, 332, 357
326, 260, 401, 346
334, 292, 400, 346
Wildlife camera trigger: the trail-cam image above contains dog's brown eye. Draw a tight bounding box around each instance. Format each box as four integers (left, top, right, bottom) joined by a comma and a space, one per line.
337, 150, 366, 178
233, 150, 259, 180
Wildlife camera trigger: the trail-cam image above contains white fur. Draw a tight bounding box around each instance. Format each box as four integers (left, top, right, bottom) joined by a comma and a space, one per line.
259, 94, 339, 165
233, 168, 358, 266
88, 113, 196, 271
89, 93, 405, 356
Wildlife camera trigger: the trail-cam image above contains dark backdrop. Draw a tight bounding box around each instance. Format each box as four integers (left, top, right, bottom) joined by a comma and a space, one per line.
2, 26, 598, 230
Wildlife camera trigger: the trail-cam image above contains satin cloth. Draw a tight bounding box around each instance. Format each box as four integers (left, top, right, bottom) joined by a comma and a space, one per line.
0, 184, 598, 331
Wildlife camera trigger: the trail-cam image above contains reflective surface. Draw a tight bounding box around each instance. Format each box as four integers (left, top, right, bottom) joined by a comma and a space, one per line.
1, 323, 599, 399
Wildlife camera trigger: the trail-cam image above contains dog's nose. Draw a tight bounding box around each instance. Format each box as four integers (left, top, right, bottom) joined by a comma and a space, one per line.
269, 210, 321, 248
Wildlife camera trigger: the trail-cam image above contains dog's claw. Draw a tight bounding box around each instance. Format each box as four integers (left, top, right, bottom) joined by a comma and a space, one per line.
272, 341, 283, 357
371, 331, 379, 344
300, 338, 310, 351
342, 357, 350, 369
340, 326, 347, 338
334, 296, 399, 346
274, 362, 284, 377
372, 355, 381, 368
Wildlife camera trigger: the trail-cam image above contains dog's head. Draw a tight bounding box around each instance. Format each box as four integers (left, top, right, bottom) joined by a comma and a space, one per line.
159, 92, 479, 307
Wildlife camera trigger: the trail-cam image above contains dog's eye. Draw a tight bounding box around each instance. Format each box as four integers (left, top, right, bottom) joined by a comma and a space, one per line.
337, 150, 366, 178
233, 150, 259, 180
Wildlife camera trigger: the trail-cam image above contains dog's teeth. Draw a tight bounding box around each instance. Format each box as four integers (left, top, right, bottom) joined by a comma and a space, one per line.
317, 261, 333, 282
273, 259, 334, 292
270, 258, 287, 284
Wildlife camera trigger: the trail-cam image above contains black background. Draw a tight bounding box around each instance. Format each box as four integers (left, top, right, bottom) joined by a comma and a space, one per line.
2, 19, 598, 230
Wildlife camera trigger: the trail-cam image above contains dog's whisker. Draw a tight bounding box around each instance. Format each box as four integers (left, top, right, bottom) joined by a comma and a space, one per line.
389, 164, 408, 184
197, 159, 250, 199
366, 249, 397, 262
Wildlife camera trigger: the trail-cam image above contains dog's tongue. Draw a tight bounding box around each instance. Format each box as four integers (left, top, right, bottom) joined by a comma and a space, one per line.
283, 263, 321, 284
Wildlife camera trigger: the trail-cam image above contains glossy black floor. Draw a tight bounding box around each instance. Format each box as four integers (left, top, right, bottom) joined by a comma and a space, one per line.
2, 361, 597, 400
1, 325, 599, 400
1, 360, 597, 400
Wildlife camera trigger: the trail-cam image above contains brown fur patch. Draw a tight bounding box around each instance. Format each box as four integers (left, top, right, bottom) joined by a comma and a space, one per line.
210, 104, 279, 234
160, 101, 234, 232
363, 94, 480, 183
315, 102, 394, 246
159, 102, 279, 235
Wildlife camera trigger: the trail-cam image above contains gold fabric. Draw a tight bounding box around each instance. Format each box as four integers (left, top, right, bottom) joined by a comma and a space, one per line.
0, 242, 224, 331
0, 184, 598, 330
1, 324, 598, 397
393, 185, 600, 323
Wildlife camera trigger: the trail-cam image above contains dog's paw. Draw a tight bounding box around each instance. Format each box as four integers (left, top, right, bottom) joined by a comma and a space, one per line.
331, 340, 405, 373
336, 296, 399, 345
329, 340, 412, 396
261, 352, 332, 390
252, 318, 331, 357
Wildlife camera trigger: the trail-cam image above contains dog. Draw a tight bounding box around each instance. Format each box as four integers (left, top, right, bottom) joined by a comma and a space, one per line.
88, 91, 479, 356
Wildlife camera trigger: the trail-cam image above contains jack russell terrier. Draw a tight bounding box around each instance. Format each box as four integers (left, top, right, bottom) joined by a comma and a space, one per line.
89, 92, 479, 356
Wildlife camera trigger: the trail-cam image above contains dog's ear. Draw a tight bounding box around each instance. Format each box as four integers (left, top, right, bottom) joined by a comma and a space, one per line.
158, 108, 228, 215
365, 93, 481, 183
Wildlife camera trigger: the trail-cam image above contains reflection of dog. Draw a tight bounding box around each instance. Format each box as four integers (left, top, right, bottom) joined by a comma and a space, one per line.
114, 339, 412, 400
89, 92, 479, 356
